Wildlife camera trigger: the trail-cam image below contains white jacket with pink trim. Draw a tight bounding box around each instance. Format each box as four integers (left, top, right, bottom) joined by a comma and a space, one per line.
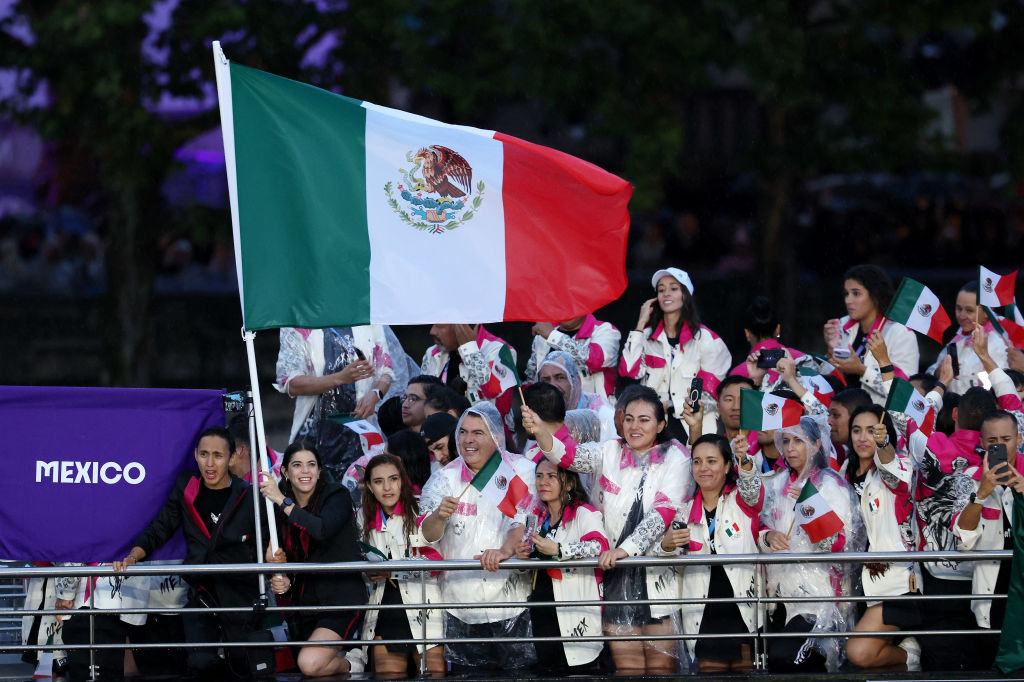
667, 465, 765, 647
420, 325, 516, 405
525, 314, 621, 400
620, 322, 731, 434
541, 436, 692, 619
834, 315, 919, 406
533, 502, 608, 666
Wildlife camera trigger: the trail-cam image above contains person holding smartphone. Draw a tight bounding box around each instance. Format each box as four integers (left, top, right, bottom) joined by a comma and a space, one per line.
659, 433, 763, 673
956, 410, 1024, 664
822, 264, 919, 405
621, 267, 731, 441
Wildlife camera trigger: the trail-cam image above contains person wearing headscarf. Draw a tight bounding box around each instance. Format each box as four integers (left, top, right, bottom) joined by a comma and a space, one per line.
417, 402, 538, 673
538, 350, 617, 440
759, 415, 865, 672
621, 267, 732, 440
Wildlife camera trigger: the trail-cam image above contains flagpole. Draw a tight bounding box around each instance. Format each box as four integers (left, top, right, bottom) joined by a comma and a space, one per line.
243, 329, 280, 554
245, 388, 267, 596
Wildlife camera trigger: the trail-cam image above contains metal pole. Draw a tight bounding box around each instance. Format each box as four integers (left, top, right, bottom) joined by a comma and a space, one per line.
245, 388, 267, 595
87, 577, 96, 681
241, 329, 280, 553
419, 568, 428, 677
754, 562, 764, 670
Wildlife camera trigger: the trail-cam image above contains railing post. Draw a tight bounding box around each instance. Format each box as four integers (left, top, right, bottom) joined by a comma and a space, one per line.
419, 568, 428, 677
754, 562, 765, 670
88, 576, 96, 681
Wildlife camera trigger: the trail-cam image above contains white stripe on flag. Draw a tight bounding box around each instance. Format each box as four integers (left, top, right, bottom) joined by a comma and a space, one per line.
363, 104, 507, 324
904, 286, 941, 333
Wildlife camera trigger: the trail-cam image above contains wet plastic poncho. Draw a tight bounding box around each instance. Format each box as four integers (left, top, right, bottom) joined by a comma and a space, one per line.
760, 415, 865, 671
417, 402, 538, 667
540, 351, 616, 439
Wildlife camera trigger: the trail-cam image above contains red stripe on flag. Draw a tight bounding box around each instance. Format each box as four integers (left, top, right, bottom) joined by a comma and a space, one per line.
926, 305, 952, 343
995, 271, 1018, 306
781, 399, 804, 427
802, 510, 844, 543
495, 132, 632, 321
497, 474, 529, 517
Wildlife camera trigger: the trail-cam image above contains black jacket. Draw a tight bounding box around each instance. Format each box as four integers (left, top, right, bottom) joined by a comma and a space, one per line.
279, 482, 364, 608
133, 471, 266, 602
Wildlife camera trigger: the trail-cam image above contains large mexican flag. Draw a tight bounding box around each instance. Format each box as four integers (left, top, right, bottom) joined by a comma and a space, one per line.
212, 43, 633, 330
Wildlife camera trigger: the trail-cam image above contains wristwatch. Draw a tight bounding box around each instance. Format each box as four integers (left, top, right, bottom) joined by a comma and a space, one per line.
280, 496, 294, 508
372, 388, 383, 400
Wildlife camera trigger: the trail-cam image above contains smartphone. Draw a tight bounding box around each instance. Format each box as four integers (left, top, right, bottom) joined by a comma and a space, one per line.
355, 348, 367, 361
947, 343, 960, 378
688, 377, 703, 412
671, 520, 689, 551
831, 347, 851, 360
757, 348, 785, 369
523, 514, 537, 550
988, 443, 1009, 472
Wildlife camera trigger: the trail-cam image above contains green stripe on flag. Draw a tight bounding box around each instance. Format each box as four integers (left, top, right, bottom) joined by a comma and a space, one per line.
230, 63, 371, 330
739, 388, 764, 431
470, 450, 502, 491
498, 344, 520, 385
885, 377, 916, 411
886, 277, 924, 325
796, 479, 819, 503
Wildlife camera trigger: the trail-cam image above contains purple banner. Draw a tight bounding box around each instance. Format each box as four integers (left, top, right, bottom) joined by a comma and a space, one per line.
0, 386, 224, 562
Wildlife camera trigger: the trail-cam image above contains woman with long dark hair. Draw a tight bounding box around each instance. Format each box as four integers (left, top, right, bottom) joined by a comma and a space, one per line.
259, 441, 366, 677
823, 264, 919, 404
521, 459, 607, 674
621, 267, 731, 441
358, 453, 444, 677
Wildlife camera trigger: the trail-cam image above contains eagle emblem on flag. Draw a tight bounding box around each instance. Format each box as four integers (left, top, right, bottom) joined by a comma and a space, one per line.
765, 403, 779, 416
800, 504, 816, 518
984, 277, 994, 293
494, 475, 508, 491
912, 399, 926, 411
384, 145, 486, 234
917, 303, 932, 316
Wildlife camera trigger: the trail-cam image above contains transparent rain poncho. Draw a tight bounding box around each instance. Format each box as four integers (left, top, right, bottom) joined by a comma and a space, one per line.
539, 350, 584, 409
761, 415, 865, 670
419, 401, 538, 668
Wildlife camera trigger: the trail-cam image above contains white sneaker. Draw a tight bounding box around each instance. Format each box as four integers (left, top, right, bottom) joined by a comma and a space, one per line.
344, 647, 367, 674
899, 636, 921, 672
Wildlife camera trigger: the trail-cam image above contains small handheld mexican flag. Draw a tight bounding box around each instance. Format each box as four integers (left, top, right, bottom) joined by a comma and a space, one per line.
739, 388, 804, 431
338, 418, 386, 455
469, 450, 529, 517
794, 479, 844, 543
885, 378, 935, 438
983, 306, 1024, 349
886, 277, 951, 343
798, 366, 835, 407
482, 344, 520, 397
978, 266, 1018, 308
809, 353, 847, 387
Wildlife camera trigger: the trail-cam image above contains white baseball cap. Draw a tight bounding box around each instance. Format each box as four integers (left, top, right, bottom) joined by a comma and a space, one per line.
651, 267, 694, 295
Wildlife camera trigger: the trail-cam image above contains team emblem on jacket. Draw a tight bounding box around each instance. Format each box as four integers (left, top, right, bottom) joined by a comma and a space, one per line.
764, 403, 779, 416
800, 504, 815, 518
917, 303, 932, 316
384, 145, 485, 234
494, 475, 508, 491
984, 277, 994, 293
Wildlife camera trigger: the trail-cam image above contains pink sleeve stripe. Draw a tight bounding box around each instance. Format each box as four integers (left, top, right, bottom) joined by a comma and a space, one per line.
696, 369, 720, 398
655, 505, 675, 527
997, 394, 1024, 411
734, 484, 765, 517
982, 507, 1001, 520
559, 440, 577, 468
581, 530, 610, 553
586, 343, 606, 372
619, 355, 641, 378
892, 366, 909, 380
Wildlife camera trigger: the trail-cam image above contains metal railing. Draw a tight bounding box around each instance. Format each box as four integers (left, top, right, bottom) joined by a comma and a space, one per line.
1, 549, 1012, 676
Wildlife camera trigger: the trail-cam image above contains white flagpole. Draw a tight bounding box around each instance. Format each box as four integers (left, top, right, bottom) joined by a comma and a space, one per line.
213, 40, 280, 554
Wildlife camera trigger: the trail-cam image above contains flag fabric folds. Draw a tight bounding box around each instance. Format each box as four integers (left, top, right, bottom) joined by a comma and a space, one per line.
482, 344, 521, 397
978, 266, 1018, 308
212, 43, 632, 330
886, 277, 952, 343
984, 306, 1024, 350
470, 450, 529, 518
798, 366, 835, 407
885, 378, 936, 438
794, 479, 845, 543
739, 388, 804, 431
0, 386, 224, 562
